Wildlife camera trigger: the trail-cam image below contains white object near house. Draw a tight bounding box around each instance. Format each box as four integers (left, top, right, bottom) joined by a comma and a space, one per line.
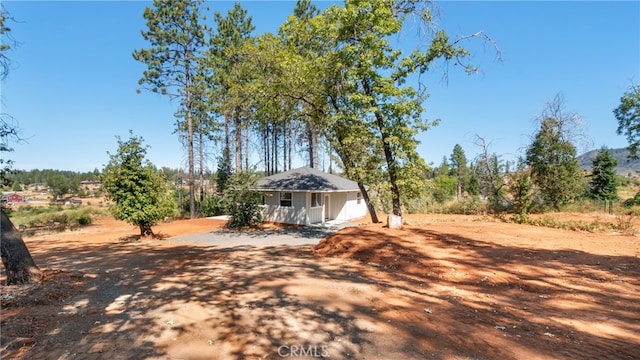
255, 167, 368, 226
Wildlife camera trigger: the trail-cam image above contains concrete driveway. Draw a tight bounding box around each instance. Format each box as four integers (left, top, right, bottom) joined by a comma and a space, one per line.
168, 219, 354, 248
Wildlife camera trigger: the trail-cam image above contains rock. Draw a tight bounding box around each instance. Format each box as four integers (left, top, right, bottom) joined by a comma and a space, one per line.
387, 214, 403, 229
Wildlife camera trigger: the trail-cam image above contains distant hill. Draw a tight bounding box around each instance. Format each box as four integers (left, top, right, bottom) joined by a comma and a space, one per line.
578, 148, 640, 176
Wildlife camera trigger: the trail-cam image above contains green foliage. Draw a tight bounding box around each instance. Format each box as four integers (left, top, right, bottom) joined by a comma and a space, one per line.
225, 171, 263, 228
445, 196, 484, 215
77, 213, 92, 226
432, 175, 457, 203
508, 170, 534, 215
588, 147, 619, 201
133, 0, 209, 218
215, 151, 232, 193
46, 173, 72, 201
10, 205, 106, 232
614, 84, 640, 158
449, 144, 469, 198
623, 192, 640, 207
200, 194, 228, 217
101, 132, 177, 236
526, 117, 583, 210
509, 214, 611, 233
10, 180, 20, 191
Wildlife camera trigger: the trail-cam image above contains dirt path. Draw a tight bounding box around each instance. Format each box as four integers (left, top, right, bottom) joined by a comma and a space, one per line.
1, 214, 639, 359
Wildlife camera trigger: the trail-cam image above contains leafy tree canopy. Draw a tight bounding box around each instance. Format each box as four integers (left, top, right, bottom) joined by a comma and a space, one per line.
614, 84, 640, 158
101, 131, 176, 237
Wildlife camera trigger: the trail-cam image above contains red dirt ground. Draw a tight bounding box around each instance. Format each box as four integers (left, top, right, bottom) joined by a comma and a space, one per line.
1, 213, 638, 359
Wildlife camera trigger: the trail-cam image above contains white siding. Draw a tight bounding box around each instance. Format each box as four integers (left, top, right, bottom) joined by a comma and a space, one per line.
337, 191, 367, 220
261, 191, 309, 225
260, 190, 366, 225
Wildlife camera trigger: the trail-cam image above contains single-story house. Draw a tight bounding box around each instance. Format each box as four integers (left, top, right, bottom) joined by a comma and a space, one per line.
255, 167, 367, 226
1, 192, 25, 204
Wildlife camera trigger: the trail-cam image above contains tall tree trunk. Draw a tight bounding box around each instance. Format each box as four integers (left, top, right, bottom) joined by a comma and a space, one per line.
224, 115, 231, 173
234, 110, 242, 173
1, 209, 41, 285
282, 120, 288, 171
245, 126, 250, 171
306, 120, 318, 168
272, 124, 278, 173
288, 121, 293, 171
199, 130, 205, 202
185, 54, 196, 219
331, 135, 380, 223
263, 126, 269, 176
361, 78, 402, 217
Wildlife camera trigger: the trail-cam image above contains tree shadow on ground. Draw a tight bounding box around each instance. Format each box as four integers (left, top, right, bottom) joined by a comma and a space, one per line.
1, 222, 638, 360
316, 225, 640, 359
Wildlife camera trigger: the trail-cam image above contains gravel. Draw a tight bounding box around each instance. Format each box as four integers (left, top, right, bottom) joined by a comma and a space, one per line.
168, 220, 355, 248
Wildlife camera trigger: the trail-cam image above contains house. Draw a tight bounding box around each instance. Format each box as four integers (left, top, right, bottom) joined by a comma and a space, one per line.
2, 192, 25, 204
255, 167, 367, 226
64, 198, 82, 206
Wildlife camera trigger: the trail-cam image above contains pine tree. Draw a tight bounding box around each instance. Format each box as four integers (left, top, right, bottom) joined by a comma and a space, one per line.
589, 147, 618, 201
133, 0, 208, 219
526, 117, 583, 210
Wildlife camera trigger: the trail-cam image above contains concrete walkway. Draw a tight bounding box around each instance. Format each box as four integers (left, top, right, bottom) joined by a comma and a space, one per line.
168, 219, 354, 248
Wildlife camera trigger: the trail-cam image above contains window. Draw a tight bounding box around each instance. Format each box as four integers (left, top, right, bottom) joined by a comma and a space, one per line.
357, 192, 362, 204
280, 192, 292, 207
311, 193, 322, 207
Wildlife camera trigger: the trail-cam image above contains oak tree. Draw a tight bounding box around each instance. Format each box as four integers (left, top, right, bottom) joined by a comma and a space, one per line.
102, 132, 176, 237
614, 84, 640, 158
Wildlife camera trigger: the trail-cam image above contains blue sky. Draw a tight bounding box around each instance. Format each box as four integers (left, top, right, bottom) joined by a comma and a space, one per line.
1, 1, 638, 173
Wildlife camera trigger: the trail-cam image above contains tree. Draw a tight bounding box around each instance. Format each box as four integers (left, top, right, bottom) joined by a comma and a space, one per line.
449, 144, 468, 198
133, 0, 208, 219
1, 209, 41, 284
47, 173, 71, 202
526, 114, 583, 211
215, 148, 232, 193
0, 6, 40, 285
1, 5, 19, 187
102, 132, 176, 237
208, 3, 255, 173
225, 171, 263, 228
588, 146, 619, 202
508, 169, 534, 216
614, 84, 640, 158
304, 1, 492, 219
474, 136, 506, 211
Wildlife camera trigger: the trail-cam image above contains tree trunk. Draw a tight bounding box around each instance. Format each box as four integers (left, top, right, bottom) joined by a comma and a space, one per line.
198, 130, 205, 203
362, 78, 402, 217
234, 109, 242, 173
185, 52, 196, 219
306, 119, 319, 168
357, 183, 379, 223
1, 209, 41, 285
139, 221, 154, 237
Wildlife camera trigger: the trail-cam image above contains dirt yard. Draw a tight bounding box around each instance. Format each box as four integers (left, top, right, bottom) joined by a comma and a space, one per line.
1, 213, 638, 359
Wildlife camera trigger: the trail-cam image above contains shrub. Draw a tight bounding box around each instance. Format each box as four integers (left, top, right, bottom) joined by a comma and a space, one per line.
76, 213, 92, 226
225, 172, 263, 229
445, 196, 484, 215
200, 194, 228, 217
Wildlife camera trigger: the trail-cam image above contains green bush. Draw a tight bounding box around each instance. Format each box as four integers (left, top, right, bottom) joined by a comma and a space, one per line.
225, 172, 263, 229
200, 194, 228, 217
77, 213, 92, 226
444, 196, 484, 215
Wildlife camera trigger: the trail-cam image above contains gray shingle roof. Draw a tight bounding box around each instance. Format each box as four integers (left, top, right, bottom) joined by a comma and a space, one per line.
256, 167, 360, 192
